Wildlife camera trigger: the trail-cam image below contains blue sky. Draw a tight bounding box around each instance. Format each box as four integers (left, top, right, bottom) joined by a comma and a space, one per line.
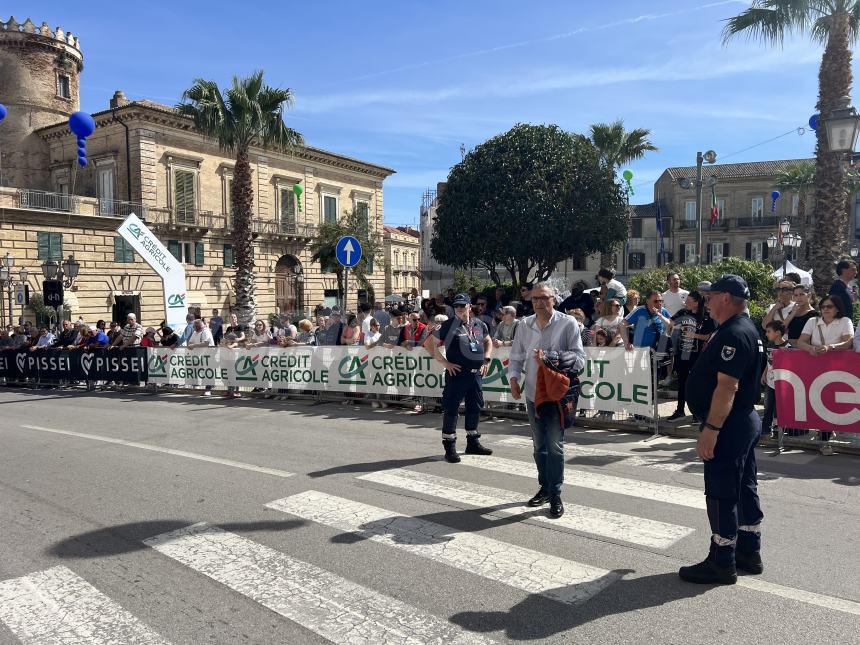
17, 1, 840, 224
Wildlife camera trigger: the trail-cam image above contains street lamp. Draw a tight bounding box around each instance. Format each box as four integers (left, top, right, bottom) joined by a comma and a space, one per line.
851, 245, 859, 258
41, 254, 80, 288
677, 150, 718, 265
824, 96, 860, 153
766, 221, 803, 279
0, 254, 29, 327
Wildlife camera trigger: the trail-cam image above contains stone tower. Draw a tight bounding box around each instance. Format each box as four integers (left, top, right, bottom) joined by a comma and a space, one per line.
0, 17, 83, 190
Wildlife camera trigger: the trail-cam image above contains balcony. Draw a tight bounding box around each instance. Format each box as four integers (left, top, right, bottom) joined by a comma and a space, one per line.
18, 189, 80, 213
247, 218, 317, 240
98, 198, 149, 219
708, 218, 730, 231
678, 220, 698, 230
736, 215, 780, 228
146, 207, 224, 232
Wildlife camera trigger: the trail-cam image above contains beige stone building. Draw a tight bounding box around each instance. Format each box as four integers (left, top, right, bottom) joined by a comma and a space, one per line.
0, 16, 394, 327
383, 225, 421, 297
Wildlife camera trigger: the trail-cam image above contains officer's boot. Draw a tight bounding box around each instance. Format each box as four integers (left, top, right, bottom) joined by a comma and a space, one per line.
465, 433, 493, 456
442, 438, 460, 463
678, 541, 737, 585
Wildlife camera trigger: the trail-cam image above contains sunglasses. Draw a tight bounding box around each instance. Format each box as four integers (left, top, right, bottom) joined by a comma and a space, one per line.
532, 296, 551, 302
820, 304, 835, 310
453, 304, 467, 309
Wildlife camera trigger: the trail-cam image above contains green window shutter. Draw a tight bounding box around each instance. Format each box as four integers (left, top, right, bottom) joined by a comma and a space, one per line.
280, 188, 295, 225
114, 236, 124, 262
194, 242, 205, 267
366, 255, 373, 274
323, 195, 337, 224
168, 240, 181, 261
174, 169, 196, 218
38, 232, 50, 260
223, 244, 234, 267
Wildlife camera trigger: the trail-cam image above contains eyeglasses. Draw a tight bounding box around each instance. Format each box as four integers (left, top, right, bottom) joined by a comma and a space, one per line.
820, 304, 835, 310
532, 295, 551, 302
610, 303, 621, 308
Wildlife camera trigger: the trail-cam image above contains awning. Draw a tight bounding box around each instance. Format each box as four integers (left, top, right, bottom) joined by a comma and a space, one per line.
772, 260, 813, 286
185, 290, 208, 307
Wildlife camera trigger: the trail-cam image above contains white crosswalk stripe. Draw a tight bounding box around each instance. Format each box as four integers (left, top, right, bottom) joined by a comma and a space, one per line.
494, 436, 703, 473
457, 454, 706, 508
358, 468, 695, 548
266, 490, 618, 605
144, 523, 492, 644
0, 566, 171, 644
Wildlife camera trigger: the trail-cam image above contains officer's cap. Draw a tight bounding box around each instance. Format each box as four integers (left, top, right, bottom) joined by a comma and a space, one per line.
709, 274, 750, 300
452, 293, 472, 306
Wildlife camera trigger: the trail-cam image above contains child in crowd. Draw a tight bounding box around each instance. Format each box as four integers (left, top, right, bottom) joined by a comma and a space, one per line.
761, 320, 790, 452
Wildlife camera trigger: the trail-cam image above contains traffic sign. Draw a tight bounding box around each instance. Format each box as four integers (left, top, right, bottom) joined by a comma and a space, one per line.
43, 280, 63, 307
14, 284, 27, 306
335, 235, 362, 268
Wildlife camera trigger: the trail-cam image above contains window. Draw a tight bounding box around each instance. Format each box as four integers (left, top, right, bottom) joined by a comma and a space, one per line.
174, 168, 197, 222
114, 237, 135, 263
356, 201, 370, 231
751, 197, 764, 219
628, 251, 646, 270
745, 241, 769, 261
322, 194, 338, 224
366, 254, 373, 274
708, 242, 730, 263
716, 199, 726, 222
167, 240, 204, 266
393, 250, 399, 269
791, 194, 800, 216
323, 290, 339, 308
57, 74, 71, 99
97, 163, 116, 215
223, 244, 234, 267
224, 177, 234, 215
279, 187, 296, 228
685, 200, 697, 222
681, 243, 696, 265
37, 232, 63, 261
571, 255, 586, 271
631, 219, 643, 238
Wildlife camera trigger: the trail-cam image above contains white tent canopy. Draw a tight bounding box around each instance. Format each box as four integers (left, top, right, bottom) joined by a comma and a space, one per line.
772, 260, 813, 286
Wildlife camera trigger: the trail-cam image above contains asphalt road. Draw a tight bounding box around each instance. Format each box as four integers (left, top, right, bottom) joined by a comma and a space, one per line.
0, 387, 858, 644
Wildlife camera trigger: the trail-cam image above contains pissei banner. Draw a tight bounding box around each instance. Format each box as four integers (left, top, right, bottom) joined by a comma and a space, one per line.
0, 348, 148, 383
146, 346, 655, 417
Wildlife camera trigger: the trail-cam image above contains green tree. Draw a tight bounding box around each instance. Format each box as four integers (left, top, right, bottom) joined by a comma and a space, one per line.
776, 161, 816, 261
310, 206, 384, 307
431, 123, 629, 289
589, 119, 658, 269
723, 0, 860, 291
178, 71, 303, 323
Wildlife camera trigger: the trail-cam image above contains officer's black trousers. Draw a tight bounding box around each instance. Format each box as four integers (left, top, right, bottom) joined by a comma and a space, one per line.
703, 409, 764, 566
441, 370, 483, 439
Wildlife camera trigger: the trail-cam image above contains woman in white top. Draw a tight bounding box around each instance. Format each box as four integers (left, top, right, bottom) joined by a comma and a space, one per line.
796, 295, 854, 454
594, 299, 625, 346
247, 320, 273, 347
363, 318, 382, 348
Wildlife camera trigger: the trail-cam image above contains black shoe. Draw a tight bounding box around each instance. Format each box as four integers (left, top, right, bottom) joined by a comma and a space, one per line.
735, 551, 763, 575
464, 435, 493, 456
666, 410, 686, 422
678, 557, 737, 585
442, 440, 460, 463
548, 495, 564, 518
526, 489, 549, 507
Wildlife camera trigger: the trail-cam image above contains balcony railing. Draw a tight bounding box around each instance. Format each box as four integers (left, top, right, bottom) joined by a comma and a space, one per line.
736, 216, 780, 228
246, 218, 317, 239
678, 220, 698, 230
18, 189, 79, 213
98, 198, 149, 219
146, 207, 224, 231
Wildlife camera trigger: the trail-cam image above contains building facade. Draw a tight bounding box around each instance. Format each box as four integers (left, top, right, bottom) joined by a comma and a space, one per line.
382, 225, 420, 297
0, 16, 394, 327
418, 185, 458, 294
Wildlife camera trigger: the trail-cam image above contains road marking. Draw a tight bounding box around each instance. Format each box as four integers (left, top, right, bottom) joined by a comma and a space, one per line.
145, 523, 491, 644
737, 577, 860, 617
359, 468, 695, 548
458, 454, 706, 509
495, 436, 702, 473
0, 566, 171, 644
19, 425, 294, 479
266, 491, 617, 605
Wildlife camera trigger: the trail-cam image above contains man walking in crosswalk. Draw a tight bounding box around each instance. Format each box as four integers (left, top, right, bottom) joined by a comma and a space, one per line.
508, 282, 585, 518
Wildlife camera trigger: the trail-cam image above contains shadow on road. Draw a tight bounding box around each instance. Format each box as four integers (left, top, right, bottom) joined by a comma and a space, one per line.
309, 456, 440, 478
48, 519, 308, 558
450, 571, 711, 640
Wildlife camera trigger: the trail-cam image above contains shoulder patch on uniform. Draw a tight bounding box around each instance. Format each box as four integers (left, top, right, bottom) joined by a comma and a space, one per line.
721, 346, 736, 361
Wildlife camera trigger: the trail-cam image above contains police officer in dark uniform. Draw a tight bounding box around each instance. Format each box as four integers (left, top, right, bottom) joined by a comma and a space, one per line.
423, 293, 494, 463
680, 275, 764, 585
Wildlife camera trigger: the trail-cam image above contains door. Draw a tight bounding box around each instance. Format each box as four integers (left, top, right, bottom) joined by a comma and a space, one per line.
112, 295, 141, 325
98, 164, 115, 215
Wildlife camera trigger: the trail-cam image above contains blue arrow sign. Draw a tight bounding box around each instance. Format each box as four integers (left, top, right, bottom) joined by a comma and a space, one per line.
335, 235, 362, 268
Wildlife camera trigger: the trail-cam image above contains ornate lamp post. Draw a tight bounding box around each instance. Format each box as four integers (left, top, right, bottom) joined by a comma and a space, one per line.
766, 219, 803, 279
40, 254, 80, 325
677, 150, 718, 265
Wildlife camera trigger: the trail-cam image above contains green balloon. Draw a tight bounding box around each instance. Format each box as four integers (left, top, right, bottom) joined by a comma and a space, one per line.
293, 183, 303, 197
622, 170, 633, 181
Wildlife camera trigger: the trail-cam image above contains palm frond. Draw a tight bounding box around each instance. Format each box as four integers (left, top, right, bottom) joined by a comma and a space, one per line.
722, 2, 800, 46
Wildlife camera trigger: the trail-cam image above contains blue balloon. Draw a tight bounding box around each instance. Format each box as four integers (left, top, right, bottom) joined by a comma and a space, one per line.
77, 137, 86, 146
808, 114, 818, 131
69, 111, 95, 138
78, 155, 87, 167
771, 190, 780, 200
0, 103, 7, 123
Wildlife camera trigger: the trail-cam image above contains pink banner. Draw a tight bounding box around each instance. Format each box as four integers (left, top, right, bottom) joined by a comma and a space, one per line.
773, 350, 860, 433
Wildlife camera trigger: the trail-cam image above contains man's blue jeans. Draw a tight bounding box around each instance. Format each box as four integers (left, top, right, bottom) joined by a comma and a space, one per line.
526, 400, 565, 495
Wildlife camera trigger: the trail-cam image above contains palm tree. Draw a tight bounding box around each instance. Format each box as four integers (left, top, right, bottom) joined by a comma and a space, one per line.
723, 0, 860, 291
178, 71, 303, 323
776, 161, 816, 261
588, 120, 658, 269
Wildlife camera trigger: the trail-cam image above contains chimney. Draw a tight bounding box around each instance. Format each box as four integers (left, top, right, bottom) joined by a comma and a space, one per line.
110, 90, 129, 109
